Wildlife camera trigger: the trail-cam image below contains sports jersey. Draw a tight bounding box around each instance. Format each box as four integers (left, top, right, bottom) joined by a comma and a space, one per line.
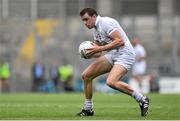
93, 16, 135, 70
93, 16, 135, 55
132, 44, 146, 75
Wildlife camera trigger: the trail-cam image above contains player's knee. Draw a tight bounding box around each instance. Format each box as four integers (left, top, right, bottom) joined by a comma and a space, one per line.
82, 72, 92, 81
106, 79, 115, 87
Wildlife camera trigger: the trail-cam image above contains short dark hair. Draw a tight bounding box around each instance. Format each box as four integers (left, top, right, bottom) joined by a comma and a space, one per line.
80, 8, 98, 17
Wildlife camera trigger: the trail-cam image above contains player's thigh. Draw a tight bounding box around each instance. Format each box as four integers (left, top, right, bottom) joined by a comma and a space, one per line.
107, 64, 127, 83
82, 56, 112, 79
133, 74, 144, 82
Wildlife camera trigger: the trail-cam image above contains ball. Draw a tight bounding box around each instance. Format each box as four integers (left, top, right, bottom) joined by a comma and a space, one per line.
78, 41, 94, 59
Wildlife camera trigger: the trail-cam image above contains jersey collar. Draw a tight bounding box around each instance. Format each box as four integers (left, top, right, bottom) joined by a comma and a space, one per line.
95, 15, 100, 28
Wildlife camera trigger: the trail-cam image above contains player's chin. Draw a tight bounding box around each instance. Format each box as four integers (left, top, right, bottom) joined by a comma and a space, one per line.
87, 26, 93, 29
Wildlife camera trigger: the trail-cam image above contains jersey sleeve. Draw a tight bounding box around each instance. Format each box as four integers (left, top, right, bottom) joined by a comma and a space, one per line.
101, 19, 119, 36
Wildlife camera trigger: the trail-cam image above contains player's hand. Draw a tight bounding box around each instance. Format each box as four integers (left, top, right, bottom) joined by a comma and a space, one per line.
86, 43, 102, 57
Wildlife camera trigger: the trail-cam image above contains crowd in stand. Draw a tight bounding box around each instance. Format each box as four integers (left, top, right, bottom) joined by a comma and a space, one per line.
0, 60, 10, 92
31, 59, 74, 93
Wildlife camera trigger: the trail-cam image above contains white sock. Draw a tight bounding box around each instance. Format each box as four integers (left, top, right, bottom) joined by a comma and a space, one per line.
84, 99, 93, 110
132, 91, 144, 102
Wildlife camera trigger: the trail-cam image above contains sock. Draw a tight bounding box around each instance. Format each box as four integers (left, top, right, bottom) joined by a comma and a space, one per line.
84, 99, 93, 110
132, 91, 144, 102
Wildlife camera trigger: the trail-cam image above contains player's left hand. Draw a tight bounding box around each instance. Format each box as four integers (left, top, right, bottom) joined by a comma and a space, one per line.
86, 43, 102, 57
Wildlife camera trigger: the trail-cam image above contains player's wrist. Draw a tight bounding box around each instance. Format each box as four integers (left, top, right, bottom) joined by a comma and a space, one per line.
99, 46, 104, 52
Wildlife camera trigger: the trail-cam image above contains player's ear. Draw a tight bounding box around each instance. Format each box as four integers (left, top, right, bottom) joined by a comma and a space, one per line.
92, 14, 96, 18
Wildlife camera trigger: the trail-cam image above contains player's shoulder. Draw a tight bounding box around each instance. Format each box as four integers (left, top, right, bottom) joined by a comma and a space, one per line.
101, 16, 117, 23
99, 16, 118, 28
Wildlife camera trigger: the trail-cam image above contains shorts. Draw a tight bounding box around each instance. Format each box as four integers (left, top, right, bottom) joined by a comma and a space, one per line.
132, 62, 146, 75
104, 51, 135, 71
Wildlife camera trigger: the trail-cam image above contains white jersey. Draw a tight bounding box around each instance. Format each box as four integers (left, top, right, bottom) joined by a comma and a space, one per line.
132, 44, 146, 75
93, 16, 135, 70
93, 16, 135, 55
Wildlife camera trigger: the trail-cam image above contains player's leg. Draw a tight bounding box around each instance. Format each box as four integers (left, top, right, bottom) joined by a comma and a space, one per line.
77, 56, 112, 116
0, 79, 2, 92
133, 74, 144, 82
82, 56, 112, 99
106, 64, 149, 116
132, 63, 146, 92
1, 79, 8, 92
106, 64, 134, 95
133, 74, 144, 92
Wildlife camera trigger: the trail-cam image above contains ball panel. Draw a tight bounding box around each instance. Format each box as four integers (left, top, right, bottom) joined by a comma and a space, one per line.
80, 49, 88, 59
78, 41, 94, 59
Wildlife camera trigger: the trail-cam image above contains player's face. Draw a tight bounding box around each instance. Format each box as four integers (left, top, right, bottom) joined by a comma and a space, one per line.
81, 13, 96, 29
132, 38, 139, 46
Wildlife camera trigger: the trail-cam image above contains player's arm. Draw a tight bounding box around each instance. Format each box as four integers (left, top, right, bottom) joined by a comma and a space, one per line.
98, 30, 124, 52
93, 40, 102, 46
86, 31, 124, 56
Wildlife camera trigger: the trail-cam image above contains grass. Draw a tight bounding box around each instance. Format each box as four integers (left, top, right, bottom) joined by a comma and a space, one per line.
0, 93, 180, 120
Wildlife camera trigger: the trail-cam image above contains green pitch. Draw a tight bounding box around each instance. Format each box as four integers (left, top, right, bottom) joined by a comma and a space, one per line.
0, 93, 179, 120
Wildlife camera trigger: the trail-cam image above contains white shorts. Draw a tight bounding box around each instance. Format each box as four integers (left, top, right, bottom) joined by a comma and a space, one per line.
104, 51, 135, 71
132, 62, 146, 75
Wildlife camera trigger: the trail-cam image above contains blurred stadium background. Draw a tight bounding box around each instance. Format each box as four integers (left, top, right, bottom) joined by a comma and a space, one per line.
0, 0, 180, 93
